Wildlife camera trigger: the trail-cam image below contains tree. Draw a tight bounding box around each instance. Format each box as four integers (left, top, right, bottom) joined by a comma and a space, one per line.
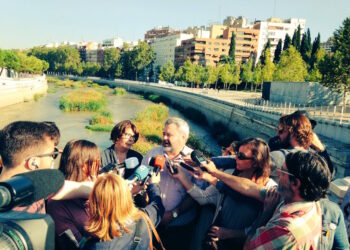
283, 34, 291, 51
300, 31, 311, 63
252, 62, 263, 91
291, 26, 301, 50
274, 39, 283, 63
1, 50, 20, 74
82, 62, 101, 76
306, 48, 326, 82
273, 46, 308, 82
205, 65, 220, 89
159, 61, 175, 83
178, 58, 195, 87
193, 64, 205, 87
130, 41, 155, 80
241, 58, 253, 89
319, 17, 350, 107
310, 33, 321, 69
228, 32, 236, 63
259, 39, 271, 65
261, 49, 275, 82
102, 48, 120, 78
220, 63, 234, 90
231, 63, 241, 90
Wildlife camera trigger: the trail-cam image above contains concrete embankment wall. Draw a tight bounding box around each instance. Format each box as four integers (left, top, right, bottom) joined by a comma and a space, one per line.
70, 76, 350, 177
0, 76, 48, 108
269, 81, 350, 106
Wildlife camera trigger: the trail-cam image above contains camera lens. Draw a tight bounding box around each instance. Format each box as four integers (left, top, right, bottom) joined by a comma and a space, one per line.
0, 223, 30, 250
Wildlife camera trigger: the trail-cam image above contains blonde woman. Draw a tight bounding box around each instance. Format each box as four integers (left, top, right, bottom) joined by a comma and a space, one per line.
84, 173, 164, 250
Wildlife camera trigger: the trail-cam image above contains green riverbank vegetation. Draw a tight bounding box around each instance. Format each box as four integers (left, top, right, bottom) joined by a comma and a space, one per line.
59, 89, 106, 111
113, 87, 127, 96
86, 111, 114, 132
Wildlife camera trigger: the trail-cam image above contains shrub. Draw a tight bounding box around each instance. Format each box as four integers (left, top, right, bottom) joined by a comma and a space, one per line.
33, 93, 44, 102
113, 87, 127, 95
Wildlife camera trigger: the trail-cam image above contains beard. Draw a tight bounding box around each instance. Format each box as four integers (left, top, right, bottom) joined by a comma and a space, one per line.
162, 140, 173, 152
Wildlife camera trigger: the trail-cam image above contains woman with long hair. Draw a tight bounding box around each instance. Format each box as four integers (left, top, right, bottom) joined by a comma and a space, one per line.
100, 120, 143, 178
83, 173, 165, 250
174, 138, 277, 250
47, 139, 100, 249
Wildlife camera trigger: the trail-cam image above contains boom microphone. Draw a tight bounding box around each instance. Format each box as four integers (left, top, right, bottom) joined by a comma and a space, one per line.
127, 165, 150, 183
0, 169, 65, 212
99, 157, 139, 174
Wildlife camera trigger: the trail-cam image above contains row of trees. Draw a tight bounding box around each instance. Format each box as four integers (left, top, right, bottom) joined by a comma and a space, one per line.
0, 49, 48, 75
29, 41, 155, 80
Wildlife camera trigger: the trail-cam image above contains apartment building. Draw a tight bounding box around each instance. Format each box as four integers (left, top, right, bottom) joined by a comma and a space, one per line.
223, 27, 259, 63
144, 26, 179, 42
254, 17, 306, 61
102, 38, 124, 48
175, 37, 230, 67
210, 24, 228, 38
152, 33, 193, 70
183, 26, 210, 39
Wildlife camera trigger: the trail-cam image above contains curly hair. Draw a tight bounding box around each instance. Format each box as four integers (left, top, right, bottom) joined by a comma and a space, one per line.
286, 151, 331, 201
279, 112, 313, 148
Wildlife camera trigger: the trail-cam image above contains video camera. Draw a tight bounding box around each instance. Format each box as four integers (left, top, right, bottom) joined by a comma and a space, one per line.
0, 169, 65, 250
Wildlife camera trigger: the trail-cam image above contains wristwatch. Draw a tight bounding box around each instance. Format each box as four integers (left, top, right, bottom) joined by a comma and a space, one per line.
171, 210, 179, 219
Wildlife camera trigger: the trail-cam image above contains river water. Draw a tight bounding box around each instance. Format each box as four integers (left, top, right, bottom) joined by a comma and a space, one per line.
0, 86, 221, 155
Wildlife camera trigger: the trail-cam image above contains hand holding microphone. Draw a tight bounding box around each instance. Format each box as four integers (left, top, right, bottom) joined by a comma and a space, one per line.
99, 157, 139, 175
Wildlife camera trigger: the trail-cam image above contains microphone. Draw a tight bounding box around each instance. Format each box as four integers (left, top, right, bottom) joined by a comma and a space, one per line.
99, 157, 139, 174
127, 165, 150, 183
149, 155, 165, 175
0, 169, 65, 212
191, 150, 207, 165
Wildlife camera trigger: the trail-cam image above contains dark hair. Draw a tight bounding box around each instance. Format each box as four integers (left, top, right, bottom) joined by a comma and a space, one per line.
235, 138, 271, 184
279, 112, 313, 148
59, 140, 101, 182
286, 151, 331, 201
110, 120, 139, 143
42, 121, 61, 146
0, 121, 56, 168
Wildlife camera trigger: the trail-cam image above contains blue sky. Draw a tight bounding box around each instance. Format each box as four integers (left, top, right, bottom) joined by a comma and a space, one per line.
0, 0, 349, 49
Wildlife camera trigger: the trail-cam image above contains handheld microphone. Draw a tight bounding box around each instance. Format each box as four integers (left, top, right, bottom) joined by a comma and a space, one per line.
0, 169, 65, 212
191, 150, 207, 165
179, 162, 195, 172
167, 159, 178, 175
127, 165, 150, 183
99, 157, 139, 174
150, 155, 165, 175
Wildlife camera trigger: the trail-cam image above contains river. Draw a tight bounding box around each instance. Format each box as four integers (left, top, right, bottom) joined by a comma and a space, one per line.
0, 86, 221, 155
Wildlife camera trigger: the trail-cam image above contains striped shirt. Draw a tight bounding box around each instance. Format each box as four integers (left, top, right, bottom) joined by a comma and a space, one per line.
247, 201, 322, 250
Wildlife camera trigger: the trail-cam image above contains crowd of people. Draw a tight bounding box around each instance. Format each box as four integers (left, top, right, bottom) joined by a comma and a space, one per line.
0, 111, 349, 250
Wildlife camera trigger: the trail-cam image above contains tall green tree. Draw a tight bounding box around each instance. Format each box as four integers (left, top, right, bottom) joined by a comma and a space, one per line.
295, 25, 301, 50
300, 31, 311, 63
283, 34, 291, 51
220, 63, 234, 90
102, 48, 120, 78
159, 61, 175, 83
261, 49, 275, 82
252, 62, 263, 91
228, 32, 236, 63
205, 65, 220, 89
274, 39, 283, 63
193, 64, 205, 87
259, 39, 271, 65
274, 46, 308, 82
82, 62, 101, 76
306, 48, 325, 82
310, 33, 321, 69
178, 58, 195, 87
130, 41, 155, 80
241, 58, 253, 89
319, 17, 350, 107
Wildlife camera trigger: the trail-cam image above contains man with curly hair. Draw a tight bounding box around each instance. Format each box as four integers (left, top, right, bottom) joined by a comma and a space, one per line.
245, 151, 332, 249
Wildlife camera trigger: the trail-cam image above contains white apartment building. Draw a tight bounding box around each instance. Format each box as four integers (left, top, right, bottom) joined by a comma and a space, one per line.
254, 17, 306, 62
102, 38, 124, 48
152, 33, 193, 70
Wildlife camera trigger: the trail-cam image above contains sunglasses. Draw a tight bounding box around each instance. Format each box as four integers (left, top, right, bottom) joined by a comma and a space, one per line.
32, 147, 61, 160
236, 152, 254, 161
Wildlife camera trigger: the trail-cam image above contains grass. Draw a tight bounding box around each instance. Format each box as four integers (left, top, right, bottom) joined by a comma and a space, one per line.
86, 111, 114, 132
47, 88, 57, 94
113, 87, 127, 96
59, 89, 106, 111
33, 93, 44, 101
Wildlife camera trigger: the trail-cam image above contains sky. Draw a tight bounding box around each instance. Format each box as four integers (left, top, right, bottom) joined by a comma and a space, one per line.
0, 0, 349, 49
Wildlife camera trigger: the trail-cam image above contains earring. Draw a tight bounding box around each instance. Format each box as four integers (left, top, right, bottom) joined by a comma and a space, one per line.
32, 161, 39, 169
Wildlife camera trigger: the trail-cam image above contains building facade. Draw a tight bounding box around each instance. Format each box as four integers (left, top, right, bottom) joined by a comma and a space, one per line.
223, 27, 260, 63
144, 26, 179, 42
102, 38, 124, 48
152, 33, 194, 70
254, 18, 306, 62
175, 37, 230, 67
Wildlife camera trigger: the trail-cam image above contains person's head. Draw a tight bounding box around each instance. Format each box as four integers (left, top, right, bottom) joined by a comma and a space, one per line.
234, 138, 271, 183
162, 117, 189, 155
110, 120, 139, 150
277, 112, 313, 148
278, 151, 330, 204
42, 121, 61, 146
221, 141, 237, 156
59, 140, 100, 182
86, 174, 141, 241
0, 121, 60, 174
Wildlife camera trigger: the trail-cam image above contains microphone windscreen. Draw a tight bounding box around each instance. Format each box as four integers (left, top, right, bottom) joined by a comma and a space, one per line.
128, 165, 149, 181
125, 157, 139, 169
14, 169, 65, 205
153, 155, 165, 170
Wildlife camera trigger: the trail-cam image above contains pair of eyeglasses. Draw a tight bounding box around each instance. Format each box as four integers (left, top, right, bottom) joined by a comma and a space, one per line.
123, 133, 136, 140
277, 168, 295, 177
33, 147, 61, 160
236, 152, 254, 161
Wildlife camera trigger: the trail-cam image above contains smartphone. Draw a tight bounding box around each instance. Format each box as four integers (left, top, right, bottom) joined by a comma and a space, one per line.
179, 162, 195, 172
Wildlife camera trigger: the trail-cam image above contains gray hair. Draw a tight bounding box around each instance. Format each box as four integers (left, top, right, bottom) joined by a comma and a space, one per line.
165, 117, 190, 140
